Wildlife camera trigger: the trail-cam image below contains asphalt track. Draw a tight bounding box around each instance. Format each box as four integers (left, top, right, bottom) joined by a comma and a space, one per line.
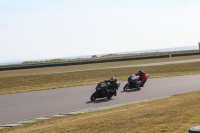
0, 74, 200, 126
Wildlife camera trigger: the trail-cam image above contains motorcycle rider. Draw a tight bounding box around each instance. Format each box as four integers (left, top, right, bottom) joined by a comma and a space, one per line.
135, 70, 147, 89
105, 76, 118, 96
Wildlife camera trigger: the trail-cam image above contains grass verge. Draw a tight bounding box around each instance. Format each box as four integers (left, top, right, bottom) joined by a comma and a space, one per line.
1, 55, 200, 78
1, 91, 200, 133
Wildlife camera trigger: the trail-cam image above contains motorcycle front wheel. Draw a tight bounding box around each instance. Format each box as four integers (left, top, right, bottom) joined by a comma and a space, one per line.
123, 84, 129, 91
107, 95, 112, 100
90, 91, 97, 101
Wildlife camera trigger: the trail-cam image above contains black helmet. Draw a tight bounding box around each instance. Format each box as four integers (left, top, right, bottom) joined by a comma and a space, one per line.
110, 76, 116, 85
138, 70, 144, 76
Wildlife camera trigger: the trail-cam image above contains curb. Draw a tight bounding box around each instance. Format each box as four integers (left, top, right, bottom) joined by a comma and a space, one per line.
0, 96, 169, 129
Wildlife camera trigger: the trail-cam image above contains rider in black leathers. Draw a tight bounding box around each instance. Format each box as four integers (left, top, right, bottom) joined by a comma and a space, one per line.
105, 76, 118, 96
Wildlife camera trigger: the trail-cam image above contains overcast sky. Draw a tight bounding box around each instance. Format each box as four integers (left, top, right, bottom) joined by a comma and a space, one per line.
0, 0, 200, 62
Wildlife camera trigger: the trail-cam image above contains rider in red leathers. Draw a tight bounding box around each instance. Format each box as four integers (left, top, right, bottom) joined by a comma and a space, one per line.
135, 70, 147, 88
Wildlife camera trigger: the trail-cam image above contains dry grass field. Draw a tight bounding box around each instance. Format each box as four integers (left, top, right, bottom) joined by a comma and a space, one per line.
1, 54, 200, 78
0, 55, 200, 95
0, 55, 200, 132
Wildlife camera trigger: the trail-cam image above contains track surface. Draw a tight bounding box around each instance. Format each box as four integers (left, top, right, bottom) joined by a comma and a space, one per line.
0, 74, 200, 125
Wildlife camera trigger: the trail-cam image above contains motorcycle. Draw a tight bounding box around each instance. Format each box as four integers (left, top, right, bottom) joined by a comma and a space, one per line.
123, 74, 149, 91
90, 81, 121, 101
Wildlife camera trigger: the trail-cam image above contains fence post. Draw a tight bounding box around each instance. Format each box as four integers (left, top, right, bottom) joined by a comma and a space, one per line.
199, 42, 200, 50
169, 54, 171, 58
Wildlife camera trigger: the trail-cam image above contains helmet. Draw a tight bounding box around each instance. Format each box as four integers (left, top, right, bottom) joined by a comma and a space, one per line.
138, 70, 144, 76
110, 76, 116, 85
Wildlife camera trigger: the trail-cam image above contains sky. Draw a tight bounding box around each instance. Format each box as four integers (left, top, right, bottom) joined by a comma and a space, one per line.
0, 0, 200, 62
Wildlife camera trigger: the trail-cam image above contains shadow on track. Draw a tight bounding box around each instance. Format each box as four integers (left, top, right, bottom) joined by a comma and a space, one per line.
120, 89, 141, 93
86, 98, 114, 104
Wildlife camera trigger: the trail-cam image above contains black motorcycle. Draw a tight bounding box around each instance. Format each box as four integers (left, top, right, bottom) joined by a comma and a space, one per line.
123, 74, 141, 91
90, 81, 121, 101
123, 74, 149, 91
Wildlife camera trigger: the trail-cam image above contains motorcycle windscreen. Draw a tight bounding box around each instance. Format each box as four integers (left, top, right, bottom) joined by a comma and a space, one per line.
131, 74, 139, 80
96, 82, 108, 91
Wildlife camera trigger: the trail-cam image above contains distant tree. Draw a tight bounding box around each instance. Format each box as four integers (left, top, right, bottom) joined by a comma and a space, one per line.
92, 55, 97, 58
